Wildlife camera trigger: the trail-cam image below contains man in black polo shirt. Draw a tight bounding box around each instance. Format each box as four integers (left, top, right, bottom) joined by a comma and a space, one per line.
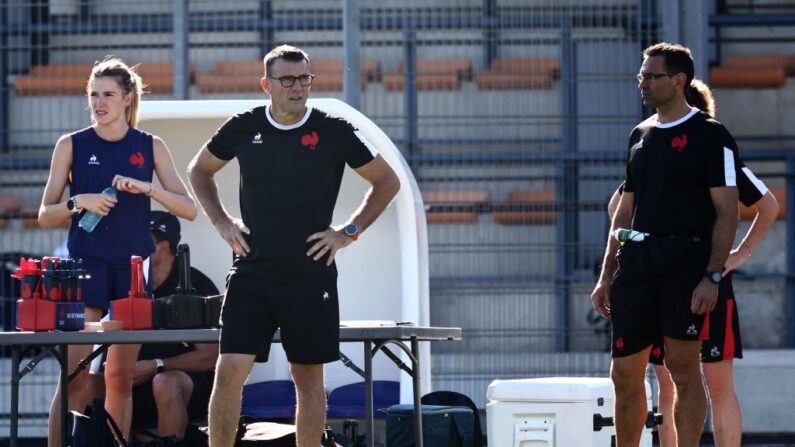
130, 211, 219, 439
187, 45, 400, 447
591, 43, 739, 447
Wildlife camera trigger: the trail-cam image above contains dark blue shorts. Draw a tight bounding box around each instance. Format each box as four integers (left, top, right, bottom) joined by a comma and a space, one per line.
79, 256, 152, 312
219, 262, 340, 364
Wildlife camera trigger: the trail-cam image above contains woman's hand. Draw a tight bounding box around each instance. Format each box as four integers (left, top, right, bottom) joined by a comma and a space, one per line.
112, 174, 152, 196
75, 192, 117, 216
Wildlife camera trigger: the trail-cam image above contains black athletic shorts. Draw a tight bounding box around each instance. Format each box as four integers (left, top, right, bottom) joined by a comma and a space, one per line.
610, 236, 710, 358
219, 262, 340, 364
649, 272, 743, 365
131, 371, 214, 427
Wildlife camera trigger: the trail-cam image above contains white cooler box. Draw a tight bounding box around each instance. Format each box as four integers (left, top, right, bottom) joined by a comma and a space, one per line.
486, 377, 653, 447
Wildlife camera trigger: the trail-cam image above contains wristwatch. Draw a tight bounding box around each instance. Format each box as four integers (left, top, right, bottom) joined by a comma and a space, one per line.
154, 358, 165, 374
343, 223, 359, 241
705, 271, 722, 285
66, 196, 80, 213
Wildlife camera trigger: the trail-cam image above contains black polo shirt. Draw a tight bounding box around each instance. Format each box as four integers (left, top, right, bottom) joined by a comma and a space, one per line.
624, 108, 739, 238
206, 105, 376, 281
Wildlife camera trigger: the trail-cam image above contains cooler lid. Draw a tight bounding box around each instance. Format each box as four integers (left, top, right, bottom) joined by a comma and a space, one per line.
487, 377, 615, 402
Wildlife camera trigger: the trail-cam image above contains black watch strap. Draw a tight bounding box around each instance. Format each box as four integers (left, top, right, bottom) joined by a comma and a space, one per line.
705, 271, 722, 284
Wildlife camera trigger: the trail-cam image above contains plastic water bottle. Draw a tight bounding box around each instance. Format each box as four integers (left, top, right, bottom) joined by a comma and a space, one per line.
613, 228, 650, 243
78, 187, 117, 233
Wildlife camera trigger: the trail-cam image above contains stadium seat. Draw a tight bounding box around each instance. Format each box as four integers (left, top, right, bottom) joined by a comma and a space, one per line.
0, 196, 22, 229
710, 66, 787, 88
241, 380, 297, 419
197, 59, 379, 94
422, 190, 488, 224
492, 190, 556, 224
384, 59, 472, 91
327, 380, 400, 419
14, 63, 195, 96
722, 55, 795, 76
21, 207, 42, 229
476, 57, 560, 90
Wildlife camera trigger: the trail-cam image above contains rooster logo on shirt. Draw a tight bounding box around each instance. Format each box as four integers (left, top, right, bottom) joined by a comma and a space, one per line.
671, 134, 688, 152
301, 131, 319, 150
129, 151, 145, 168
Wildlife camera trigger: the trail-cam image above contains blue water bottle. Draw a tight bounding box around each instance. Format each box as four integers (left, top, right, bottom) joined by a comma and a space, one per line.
78, 187, 117, 233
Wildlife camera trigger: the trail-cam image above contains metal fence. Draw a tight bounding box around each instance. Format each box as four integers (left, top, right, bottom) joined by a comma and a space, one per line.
0, 0, 793, 431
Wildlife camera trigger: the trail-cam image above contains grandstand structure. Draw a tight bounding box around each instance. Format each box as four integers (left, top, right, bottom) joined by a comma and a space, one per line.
1, 0, 795, 441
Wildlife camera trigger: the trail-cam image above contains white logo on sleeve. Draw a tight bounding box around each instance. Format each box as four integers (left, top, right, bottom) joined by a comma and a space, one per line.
88, 154, 100, 165
322, 291, 330, 301
252, 132, 263, 144
710, 346, 721, 358
686, 324, 698, 336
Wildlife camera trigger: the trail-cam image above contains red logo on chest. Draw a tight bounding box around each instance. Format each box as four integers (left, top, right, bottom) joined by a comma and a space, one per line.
301, 131, 319, 150
615, 338, 625, 350
652, 346, 662, 359
129, 151, 145, 168
671, 134, 688, 152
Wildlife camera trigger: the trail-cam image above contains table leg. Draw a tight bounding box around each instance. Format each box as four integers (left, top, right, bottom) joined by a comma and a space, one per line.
364, 340, 374, 447
60, 344, 69, 447
411, 337, 423, 447
10, 345, 20, 447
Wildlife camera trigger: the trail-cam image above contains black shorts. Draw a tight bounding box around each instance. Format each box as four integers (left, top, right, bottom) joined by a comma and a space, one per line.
649, 272, 743, 365
610, 237, 710, 358
131, 371, 214, 427
219, 263, 340, 364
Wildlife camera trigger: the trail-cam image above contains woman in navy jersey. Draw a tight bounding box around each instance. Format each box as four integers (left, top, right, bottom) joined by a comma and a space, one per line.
38, 57, 197, 445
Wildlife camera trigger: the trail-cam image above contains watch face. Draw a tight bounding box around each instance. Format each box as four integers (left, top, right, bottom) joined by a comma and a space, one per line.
709, 272, 722, 284
344, 224, 358, 236
66, 198, 75, 211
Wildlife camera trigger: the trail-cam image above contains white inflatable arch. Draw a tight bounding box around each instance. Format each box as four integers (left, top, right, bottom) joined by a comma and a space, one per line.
139, 99, 430, 402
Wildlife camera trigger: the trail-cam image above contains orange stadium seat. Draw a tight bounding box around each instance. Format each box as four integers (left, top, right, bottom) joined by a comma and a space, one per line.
384, 73, 460, 91
722, 55, 795, 76
422, 190, 487, 224
0, 196, 23, 229
710, 66, 787, 88
21, 207, 40, 229
15, 63, 195, 96
492, 190, 556, 225
197, 59, 379, 94
476, 57, 560, 91
384, 59, 472, 91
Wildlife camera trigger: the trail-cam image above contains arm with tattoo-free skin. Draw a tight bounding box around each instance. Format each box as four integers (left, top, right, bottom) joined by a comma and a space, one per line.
690, 186, 738, 315
305, 155, 400, 266
724, 191, 779, 273
187, 146, 251, 257
591, 191, 634, 319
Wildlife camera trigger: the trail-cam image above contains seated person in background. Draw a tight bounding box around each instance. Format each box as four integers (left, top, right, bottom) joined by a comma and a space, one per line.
133, 210, 220, 437
90, 211, 219, 441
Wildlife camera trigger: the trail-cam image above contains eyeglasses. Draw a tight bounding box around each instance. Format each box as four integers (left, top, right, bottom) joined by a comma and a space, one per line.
636, 72, 673, 83
268, 74, 315, 88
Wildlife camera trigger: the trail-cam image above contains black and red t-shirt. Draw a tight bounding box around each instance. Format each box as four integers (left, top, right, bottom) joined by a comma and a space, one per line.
206, 105, 376, 281
623, 108, 740, 238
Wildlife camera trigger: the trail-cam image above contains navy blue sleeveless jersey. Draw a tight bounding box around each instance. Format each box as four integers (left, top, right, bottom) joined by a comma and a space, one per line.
67, 127, 156, 266
206, 106, 376, 282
